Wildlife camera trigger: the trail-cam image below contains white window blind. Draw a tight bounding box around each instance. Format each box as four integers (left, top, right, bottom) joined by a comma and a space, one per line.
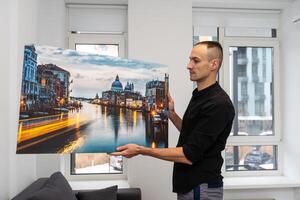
67, 4, 127, 33
225, 27, 274, 37
193, 8, 280, 29
193, 26, 218, 37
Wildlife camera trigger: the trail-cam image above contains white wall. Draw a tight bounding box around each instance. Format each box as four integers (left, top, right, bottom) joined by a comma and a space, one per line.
0, 0, 12, 198
127, 0, 193, 200
37, 0, 66, 47
0, 1, 67, 198
35, 0, 66, 179
225, 188, 294, 200
6, 0, 39, 198
281, 0, 300, 180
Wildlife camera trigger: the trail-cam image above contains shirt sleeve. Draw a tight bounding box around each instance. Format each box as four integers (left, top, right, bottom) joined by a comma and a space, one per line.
182, 103, 230, 164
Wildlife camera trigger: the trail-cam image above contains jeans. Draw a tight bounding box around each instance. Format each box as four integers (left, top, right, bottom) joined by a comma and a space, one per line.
177, 181, 223, 200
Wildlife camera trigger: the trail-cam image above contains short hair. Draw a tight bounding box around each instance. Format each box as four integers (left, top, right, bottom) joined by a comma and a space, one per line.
194, 41, 223, 69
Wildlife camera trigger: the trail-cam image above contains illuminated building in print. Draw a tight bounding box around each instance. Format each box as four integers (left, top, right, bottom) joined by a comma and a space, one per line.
21, 45, 39, 111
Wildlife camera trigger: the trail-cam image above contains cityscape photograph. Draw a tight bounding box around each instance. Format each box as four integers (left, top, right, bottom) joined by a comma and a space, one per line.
16, 45, 169, 154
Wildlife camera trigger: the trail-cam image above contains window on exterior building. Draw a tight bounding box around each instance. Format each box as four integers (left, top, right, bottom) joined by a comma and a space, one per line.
67, 34, 126, 178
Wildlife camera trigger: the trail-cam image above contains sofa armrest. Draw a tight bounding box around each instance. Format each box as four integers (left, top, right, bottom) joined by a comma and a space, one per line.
74, 188, 141, 200
11, 178, 49, 200
117, 188, 141, 200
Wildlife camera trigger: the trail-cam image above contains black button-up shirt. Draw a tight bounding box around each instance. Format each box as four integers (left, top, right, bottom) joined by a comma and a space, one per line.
173, 82, 235, 193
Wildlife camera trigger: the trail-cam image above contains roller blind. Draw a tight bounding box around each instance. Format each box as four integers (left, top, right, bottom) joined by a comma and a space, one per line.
67, 4, 127, 33
193, 8, 280, 30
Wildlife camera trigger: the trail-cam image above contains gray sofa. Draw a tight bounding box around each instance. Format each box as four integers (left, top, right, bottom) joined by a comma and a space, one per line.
12, 177, 141, 200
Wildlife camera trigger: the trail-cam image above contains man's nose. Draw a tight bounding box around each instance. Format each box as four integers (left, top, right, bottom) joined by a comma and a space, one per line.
187, 62, 193, 70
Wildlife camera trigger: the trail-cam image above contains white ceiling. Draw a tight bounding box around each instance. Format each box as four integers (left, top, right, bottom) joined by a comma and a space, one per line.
65, 0, 294, 10
192, 0, 294, 10
65, 0, 128, 5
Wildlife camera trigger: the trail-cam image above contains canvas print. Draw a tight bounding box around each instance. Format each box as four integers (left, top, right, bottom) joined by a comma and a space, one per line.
17, 44, 169, 154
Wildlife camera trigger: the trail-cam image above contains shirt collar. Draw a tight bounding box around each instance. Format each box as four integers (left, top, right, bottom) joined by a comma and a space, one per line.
192, 81, 219, 99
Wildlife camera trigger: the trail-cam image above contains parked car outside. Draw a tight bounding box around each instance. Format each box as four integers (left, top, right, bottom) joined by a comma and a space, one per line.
110, 156, 123, 171
244, 150, 273, 170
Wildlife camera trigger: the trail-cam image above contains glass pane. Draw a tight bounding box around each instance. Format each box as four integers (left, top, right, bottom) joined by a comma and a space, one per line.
193, 36, 218, 45
71, 43, 123, 175
71, 153, 122, 174
75, 44, 119, 57
225, 145, 277, 171
230, 47, 273, 136
193, 26, 219, 44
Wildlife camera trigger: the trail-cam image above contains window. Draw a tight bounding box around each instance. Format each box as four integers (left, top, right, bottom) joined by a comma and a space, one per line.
193, 26, 219, 44
222, 35, 281, 175
66, 33, 126, 179
75, 44, 119, 57
192, 17, 281, 174
225, 145, 277, 171
71, 153, 123, 175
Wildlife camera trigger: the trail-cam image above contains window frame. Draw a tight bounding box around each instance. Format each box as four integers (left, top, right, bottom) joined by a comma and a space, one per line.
64, 153, 127, 181
63, 33, 127, 181
219, 31, 282, 177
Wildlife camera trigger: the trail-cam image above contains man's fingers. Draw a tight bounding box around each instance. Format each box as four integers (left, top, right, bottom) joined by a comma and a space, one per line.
109, 152, 123, 156
116, 145, 128, 151
110, 144, 139, 158
110, 151, 131, 158
110, 145, 129, 156
168, 92, 173, 101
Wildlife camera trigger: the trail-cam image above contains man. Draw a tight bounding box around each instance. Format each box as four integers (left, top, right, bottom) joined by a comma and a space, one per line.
111, 41, 235, 200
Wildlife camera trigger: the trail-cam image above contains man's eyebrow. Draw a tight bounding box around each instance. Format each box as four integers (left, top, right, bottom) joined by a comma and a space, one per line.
189, 56, 201, 60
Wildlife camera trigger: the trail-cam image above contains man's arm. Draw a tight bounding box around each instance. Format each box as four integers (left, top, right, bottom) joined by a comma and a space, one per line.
169, 110, 182, 132
168, 94, 182, 132
110, 144, 192, 165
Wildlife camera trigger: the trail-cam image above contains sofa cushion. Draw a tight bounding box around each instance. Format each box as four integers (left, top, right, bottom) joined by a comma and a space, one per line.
28, 172, 77, 200
76, 185, 118, 200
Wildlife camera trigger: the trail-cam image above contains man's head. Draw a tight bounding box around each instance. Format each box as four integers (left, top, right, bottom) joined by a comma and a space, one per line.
187, 41, 223, 83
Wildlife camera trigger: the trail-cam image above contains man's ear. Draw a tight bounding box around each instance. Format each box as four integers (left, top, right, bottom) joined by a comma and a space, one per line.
210, 59, 219, 71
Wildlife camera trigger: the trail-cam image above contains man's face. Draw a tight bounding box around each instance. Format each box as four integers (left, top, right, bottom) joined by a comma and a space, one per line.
187, 45, 212, 82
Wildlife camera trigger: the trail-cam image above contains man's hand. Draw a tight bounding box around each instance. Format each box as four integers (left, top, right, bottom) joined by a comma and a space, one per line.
168, 92, 182, 132
111, 144, 192, 165
110, 144, 141, 158
168, 92, 175, 113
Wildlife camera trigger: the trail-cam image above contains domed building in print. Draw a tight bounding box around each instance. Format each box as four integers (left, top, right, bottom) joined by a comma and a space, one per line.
100, 75, 143, 108
111, 75, 123, 92
124, 82, 134, 92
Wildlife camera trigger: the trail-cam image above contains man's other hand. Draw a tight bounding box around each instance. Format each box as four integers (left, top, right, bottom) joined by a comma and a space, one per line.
110, 144, 141, 158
